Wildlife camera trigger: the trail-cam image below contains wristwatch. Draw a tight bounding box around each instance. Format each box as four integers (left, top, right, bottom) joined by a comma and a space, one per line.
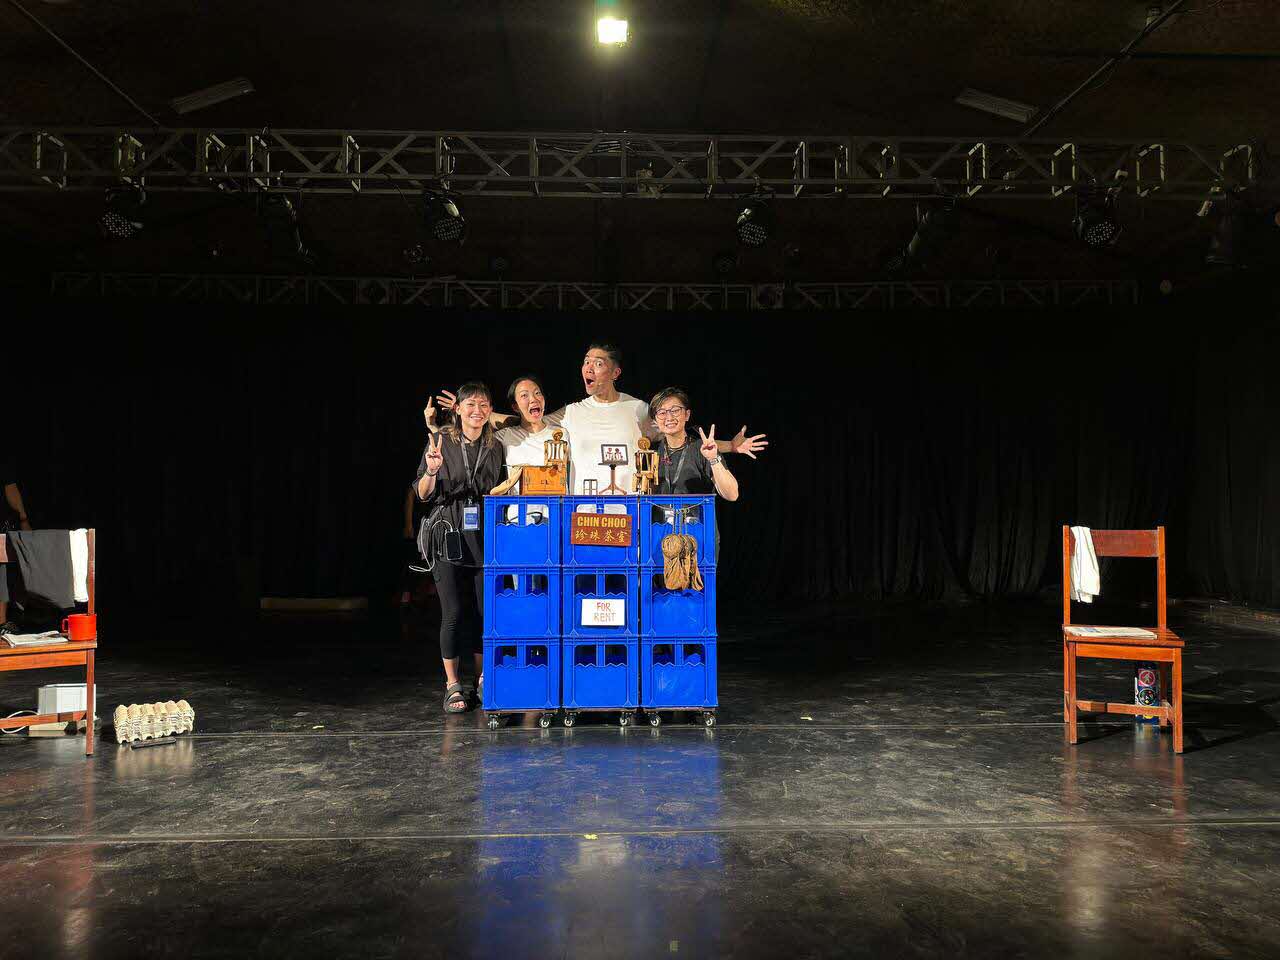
708, 456, 724, 467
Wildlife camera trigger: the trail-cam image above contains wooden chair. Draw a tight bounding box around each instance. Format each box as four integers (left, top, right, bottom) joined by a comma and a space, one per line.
0, 530, 97, 756
1062, 526, 1183, 754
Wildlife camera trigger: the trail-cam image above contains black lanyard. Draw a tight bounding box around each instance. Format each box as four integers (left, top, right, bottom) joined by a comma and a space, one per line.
661, 439, 691, 495
458, 437, 489, 499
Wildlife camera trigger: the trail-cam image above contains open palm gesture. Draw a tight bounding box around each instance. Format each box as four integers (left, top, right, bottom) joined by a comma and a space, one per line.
730, 424, 768, 459
697, 424, 718, 461
435, 389, 457, 413
424, 433, 444, 476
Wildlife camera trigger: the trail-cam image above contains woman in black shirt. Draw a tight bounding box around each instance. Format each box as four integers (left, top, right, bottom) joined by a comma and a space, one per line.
649, 387, 740, 500
415, 382, 504, 713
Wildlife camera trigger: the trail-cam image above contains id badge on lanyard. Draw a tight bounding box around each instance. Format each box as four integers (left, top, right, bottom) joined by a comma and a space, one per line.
462, 500, 480, 531
459, 440, 484, 531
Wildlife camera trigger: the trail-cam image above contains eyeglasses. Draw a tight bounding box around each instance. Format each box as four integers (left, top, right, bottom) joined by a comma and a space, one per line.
654, 406, 686, 420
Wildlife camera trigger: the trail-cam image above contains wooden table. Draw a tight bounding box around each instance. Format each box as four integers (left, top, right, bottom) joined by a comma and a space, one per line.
0, 530, 97, 756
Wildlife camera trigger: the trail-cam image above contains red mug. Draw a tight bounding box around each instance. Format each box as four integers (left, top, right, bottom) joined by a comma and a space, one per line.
62, 613, 97, 641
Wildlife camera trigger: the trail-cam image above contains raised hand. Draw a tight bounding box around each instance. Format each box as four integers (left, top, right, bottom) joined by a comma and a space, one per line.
730, 424, 769, 459
424, 433, 444, 476
698, 424, 719, 461
435, 389, 457, 413
423, 395, 438, 429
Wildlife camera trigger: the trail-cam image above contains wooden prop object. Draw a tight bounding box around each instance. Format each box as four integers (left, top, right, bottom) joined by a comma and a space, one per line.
631, 437, 658, 495
489, 430, 569, 495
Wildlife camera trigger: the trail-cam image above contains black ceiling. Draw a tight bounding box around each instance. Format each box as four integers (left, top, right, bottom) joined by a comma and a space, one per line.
2, 0, 1276, 283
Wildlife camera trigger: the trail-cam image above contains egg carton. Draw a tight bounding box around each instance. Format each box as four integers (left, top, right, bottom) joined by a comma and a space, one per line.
113, 700, 195, 743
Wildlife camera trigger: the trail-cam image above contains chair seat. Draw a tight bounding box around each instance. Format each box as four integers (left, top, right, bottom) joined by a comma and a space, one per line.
1062, 625, 1182, 648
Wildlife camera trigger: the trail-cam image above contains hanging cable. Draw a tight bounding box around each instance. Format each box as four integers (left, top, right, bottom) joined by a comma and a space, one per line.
5, 0, 162, 128
1022, 0, 1189, 137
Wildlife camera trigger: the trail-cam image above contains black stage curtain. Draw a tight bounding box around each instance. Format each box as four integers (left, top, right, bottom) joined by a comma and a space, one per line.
6, 309, 1274, 612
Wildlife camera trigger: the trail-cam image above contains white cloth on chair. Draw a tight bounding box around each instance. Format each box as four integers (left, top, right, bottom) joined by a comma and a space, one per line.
1070, 526, 1100, 604
70, 529, 90, 604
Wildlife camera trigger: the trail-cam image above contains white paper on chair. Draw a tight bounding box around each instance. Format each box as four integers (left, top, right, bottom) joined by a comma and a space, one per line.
1065, 626, 1157, 639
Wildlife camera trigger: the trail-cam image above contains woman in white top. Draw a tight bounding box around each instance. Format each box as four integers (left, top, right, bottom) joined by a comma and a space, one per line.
492, 374, 567, 487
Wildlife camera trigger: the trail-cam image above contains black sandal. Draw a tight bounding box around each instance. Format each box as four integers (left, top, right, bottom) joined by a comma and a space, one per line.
443, 682, 468, 714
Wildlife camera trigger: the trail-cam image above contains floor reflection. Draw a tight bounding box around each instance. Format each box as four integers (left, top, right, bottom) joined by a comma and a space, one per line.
470, 734, 724, 955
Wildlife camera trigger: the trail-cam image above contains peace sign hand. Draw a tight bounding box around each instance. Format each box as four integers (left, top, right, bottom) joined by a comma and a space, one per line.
697, 424, 719, 461
424, 434, 444, 476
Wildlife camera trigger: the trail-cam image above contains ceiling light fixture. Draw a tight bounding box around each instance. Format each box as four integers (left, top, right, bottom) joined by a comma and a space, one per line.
954, 88, 1039, 124
99, 185, 146, 240
169, 78, 255, 115
597, 17, 628, 44
735, 197, 774, 247
424, 192, 467, 244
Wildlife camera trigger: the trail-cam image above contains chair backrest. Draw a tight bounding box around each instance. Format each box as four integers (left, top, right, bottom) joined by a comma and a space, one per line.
1062, 525, 1166, 629
0, 528, 96, 616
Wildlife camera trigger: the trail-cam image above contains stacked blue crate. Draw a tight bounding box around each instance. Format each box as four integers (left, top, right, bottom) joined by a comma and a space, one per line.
561, 496, 641, 720
638, 495, 718, 723
483, 497, 563, 723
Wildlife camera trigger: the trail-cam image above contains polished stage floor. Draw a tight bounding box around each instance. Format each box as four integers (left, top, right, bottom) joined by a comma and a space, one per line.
1, 600, 1278, 958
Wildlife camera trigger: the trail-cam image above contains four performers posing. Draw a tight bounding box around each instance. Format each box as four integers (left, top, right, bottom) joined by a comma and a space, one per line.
415, 342, 766, 713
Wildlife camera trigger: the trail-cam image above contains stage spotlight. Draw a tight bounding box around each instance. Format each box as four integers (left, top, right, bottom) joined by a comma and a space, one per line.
886, 201, 953, 273
260, 194, 317, 266
99, 185, 146, 240
1201, 192, 1280, 268
735, 198, 774, 247
424, 192, 466, 244
1073, 180, 1123, 249
597, 17, 628, 44
713, 250, 739, 275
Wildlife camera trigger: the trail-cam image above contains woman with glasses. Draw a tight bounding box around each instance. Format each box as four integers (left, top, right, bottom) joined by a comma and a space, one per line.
648, 387, 739, 501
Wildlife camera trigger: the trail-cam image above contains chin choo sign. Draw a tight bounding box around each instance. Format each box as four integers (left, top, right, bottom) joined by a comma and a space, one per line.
570, 511, 634, 547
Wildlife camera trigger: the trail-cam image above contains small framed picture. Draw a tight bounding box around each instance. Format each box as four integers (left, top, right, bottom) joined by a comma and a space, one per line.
600, 443, 628, 465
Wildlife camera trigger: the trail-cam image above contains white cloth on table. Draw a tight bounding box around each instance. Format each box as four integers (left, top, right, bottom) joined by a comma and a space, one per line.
1069, 526, 1100, 604
70, 529, 89, 603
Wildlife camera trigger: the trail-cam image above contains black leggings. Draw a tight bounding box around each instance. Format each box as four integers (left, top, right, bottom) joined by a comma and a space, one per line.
431, 562, 483, 661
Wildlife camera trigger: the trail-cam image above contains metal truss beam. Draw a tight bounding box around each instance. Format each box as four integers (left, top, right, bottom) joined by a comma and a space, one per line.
0, 128, 1258, 199
50, 273, 1140, 308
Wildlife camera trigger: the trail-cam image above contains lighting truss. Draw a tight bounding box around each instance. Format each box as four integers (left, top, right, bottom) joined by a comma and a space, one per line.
49, 273, 1140, 308
0, 128, 1257, 199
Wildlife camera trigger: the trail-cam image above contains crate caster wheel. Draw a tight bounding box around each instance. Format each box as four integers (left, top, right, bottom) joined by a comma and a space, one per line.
486, 715, 501, 730
563, 712, 577, 728
649, 713, 662, 728
619, 712, 632, 728
703, 711, 716, 728
538, 714, 553, 729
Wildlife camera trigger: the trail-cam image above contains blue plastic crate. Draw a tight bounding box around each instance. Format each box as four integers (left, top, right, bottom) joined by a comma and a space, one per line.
640, 567, 717, 637
484, 497, 562, 567
562, 567, 640, 638
641, 638, 718, 709
483, 568, 562, 639
562, 638, 640, 709
482, 639, 561, 712
638, 495, 717, 567
562, 496, 640, 566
